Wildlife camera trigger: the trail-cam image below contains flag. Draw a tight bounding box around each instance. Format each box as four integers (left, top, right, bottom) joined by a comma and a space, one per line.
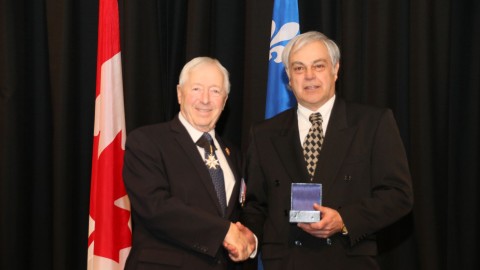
260, 2, 300, 268
265, 0, 300, 119
87, 0, 131, 269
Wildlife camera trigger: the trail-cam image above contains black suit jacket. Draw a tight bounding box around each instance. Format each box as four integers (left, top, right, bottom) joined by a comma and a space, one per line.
123, 115, 242, 270
241, 98, 413, 270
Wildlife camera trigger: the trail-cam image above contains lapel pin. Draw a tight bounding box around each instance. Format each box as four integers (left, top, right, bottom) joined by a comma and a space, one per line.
225, 147, 230, 156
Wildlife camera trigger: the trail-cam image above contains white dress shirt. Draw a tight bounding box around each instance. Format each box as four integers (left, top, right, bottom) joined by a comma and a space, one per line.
178, 113, 235, 205
297, 95, 336, 145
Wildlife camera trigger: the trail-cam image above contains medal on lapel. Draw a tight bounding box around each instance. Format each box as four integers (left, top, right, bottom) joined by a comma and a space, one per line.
205, 144, 220, 169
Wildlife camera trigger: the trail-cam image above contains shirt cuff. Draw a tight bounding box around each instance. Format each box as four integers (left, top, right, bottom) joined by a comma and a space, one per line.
249, 234, 258, 258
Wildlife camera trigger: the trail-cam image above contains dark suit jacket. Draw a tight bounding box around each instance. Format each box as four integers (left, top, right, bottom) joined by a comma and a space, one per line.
241, 98, 413, 270
123, 115, 243, 270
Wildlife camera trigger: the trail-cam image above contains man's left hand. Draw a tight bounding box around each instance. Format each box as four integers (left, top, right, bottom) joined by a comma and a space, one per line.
297, 203, 344, 238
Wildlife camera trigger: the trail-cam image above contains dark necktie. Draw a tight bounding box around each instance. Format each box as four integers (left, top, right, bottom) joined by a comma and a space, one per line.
196, 132, 227, 216
303, 112, 324, 179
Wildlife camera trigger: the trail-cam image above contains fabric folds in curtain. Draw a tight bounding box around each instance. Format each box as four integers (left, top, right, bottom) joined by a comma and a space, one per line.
0, 0, 478, 269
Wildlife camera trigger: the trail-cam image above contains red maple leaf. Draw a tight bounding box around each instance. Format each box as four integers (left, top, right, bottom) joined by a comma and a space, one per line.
89, 132, 131, 263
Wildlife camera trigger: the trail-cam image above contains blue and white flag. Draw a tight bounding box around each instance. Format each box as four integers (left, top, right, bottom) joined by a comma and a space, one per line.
265, 0, 300, 119
259, 1, 299, 269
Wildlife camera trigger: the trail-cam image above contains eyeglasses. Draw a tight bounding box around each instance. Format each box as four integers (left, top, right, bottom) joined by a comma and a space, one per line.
290, 62, 327, 74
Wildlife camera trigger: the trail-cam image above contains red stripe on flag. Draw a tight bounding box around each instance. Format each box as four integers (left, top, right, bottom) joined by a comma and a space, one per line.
96, 0, 121, 97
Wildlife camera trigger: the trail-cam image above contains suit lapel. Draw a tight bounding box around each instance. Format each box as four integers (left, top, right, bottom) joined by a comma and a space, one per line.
216, 135, 240, 218
271, 109, 310, 183
315, 98, 357, 194
170, 117, 225, 216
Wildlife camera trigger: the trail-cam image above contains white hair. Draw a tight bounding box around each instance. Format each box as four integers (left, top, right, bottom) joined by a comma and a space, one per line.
282, 31, 341, 69
178, 57, 230, 94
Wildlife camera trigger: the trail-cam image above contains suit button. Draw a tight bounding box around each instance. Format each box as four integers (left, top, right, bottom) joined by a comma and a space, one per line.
294, 240, 302, 246
275, 179, 280, 186
344, 175, 352, 181
326, 238, 332, 245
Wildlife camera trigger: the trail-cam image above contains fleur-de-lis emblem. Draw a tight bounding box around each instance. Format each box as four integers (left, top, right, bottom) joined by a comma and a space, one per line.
269, 20, 300, 63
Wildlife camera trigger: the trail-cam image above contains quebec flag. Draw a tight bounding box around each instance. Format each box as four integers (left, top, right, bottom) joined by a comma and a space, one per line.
265, 0, 300, 119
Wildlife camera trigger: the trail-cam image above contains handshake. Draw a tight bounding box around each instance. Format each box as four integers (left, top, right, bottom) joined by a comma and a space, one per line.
223, 222, 256, 262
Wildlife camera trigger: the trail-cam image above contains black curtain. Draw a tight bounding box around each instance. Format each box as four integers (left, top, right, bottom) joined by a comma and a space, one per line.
1, 0, 479, 269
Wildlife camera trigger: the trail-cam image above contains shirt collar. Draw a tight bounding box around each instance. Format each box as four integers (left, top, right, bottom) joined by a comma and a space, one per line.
178, 112, 215, 143
297, 95, 336, 122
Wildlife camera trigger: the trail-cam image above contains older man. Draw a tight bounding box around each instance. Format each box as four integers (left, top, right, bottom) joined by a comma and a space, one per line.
123, 57, 255, 270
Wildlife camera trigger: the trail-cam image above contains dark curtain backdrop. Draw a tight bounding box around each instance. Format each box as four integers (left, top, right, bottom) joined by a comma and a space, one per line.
1, 0, 478, 269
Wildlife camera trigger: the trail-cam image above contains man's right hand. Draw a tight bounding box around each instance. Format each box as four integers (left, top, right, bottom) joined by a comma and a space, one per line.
223, 222, 256, 261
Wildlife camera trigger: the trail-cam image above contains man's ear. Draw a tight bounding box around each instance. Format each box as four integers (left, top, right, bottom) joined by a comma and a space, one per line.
285, 68, 291, 80
285, 69, 293, 90
176, 85, 182, 104
333, 62, 340, 80
222, 95, 228, 110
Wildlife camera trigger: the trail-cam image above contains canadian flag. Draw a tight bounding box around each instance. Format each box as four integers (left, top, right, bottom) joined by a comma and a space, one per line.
87, 0, 132, 269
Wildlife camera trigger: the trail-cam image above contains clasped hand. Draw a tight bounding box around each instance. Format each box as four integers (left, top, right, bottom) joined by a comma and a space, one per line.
223, 222, 256, 262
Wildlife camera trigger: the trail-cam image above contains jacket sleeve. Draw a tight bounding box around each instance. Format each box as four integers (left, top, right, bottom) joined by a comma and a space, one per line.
338, 109, 414, 246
